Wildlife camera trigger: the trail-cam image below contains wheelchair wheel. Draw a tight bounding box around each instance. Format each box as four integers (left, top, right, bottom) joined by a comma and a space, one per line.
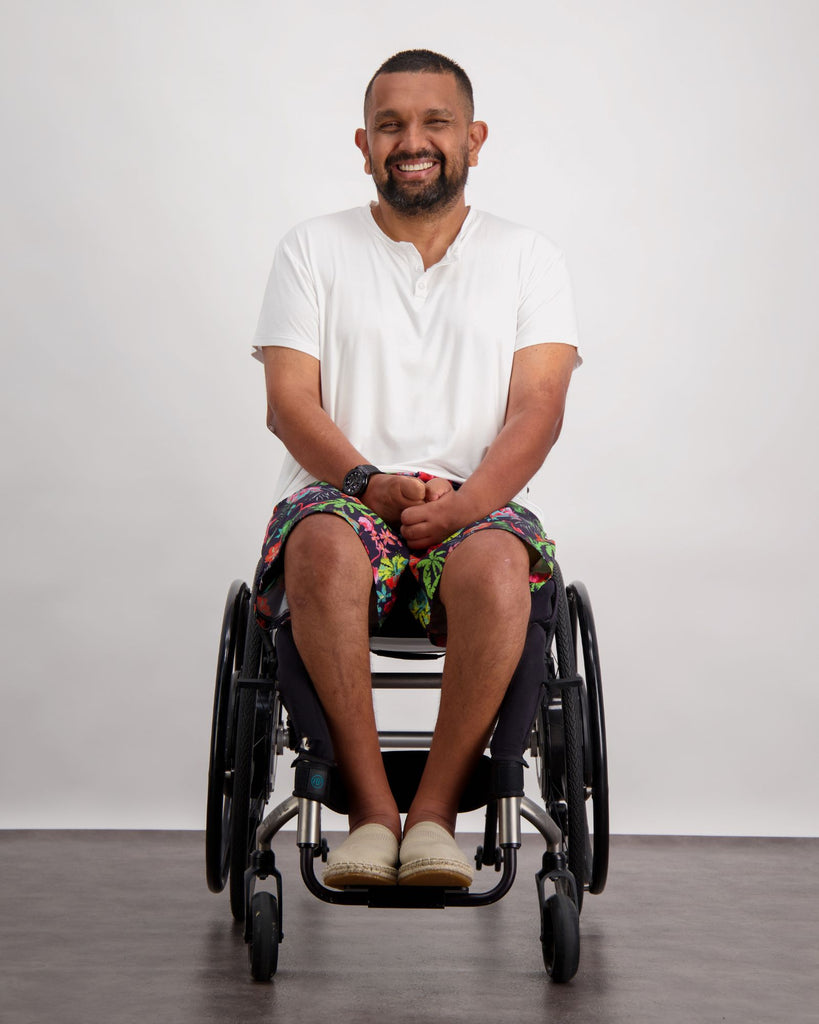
249, 891, 279, 981
552, 571, 588, 914
541, 892, 580, 983
568, 581, 609, 895
230, 687, 258, 920
205, 580, 249, 893
229, 604, 275, 922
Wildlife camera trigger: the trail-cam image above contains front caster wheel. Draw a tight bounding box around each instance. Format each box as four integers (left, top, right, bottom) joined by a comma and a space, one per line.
541, 893, 580, 983
249, 891, 279, 981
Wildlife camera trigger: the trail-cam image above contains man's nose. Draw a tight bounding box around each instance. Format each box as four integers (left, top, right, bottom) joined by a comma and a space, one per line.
399, 121, 427, 153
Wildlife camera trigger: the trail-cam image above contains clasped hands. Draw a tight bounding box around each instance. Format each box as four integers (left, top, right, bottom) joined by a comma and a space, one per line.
362, 474, 471, 550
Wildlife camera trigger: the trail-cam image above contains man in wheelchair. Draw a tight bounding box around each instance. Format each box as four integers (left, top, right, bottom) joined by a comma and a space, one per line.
251, 48, 580, 891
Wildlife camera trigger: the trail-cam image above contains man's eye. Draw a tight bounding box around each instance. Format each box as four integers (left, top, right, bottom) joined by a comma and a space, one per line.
377, 122, 400, 131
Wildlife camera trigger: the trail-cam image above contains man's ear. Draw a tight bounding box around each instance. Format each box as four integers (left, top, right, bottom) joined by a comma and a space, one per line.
354, 128, 372, 175
467, 121, 489, 167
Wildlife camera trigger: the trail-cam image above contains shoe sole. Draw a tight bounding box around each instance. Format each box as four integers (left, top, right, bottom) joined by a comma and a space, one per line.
323, 863, 398, 889
397, 860, 473, 888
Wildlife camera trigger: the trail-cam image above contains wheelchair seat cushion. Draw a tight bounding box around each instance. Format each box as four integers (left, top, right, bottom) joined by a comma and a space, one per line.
255, 478, 556, 646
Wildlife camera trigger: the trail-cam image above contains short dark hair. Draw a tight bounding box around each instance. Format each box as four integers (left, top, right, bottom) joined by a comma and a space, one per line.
364, 49, 475, 121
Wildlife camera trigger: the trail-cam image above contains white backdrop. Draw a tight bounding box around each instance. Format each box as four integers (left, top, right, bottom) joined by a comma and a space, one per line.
2, 0, 817, 836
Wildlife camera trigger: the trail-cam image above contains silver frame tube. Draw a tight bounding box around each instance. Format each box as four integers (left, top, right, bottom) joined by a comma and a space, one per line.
520, 796, 562, 852
297, 796, 322, 847
256, 795, 299, 851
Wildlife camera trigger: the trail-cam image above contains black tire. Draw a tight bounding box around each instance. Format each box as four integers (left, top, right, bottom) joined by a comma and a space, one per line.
249, 891, 279, 981
553, 569, 588, 914
229, 598, 272, 922
568, 581, 610, 895
541, 892, 580, 983
229, 687, 257, 921
205, 580, 249, 893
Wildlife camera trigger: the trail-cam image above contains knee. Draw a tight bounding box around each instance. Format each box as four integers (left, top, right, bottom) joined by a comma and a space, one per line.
284, 515, 371, 608
440, 531, 531, 619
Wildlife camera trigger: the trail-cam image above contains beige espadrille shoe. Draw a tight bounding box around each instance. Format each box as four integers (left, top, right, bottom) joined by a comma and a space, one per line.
323, 824, 399, 889
397, 821, 474, 887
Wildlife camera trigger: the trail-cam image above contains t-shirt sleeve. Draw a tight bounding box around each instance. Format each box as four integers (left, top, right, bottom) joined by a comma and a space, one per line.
251, 231, 320, 364
515, 236, 582, 365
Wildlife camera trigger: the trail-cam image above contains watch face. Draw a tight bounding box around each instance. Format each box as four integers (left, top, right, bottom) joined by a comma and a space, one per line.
343, 465, 378, 497
346, 467, 367, 495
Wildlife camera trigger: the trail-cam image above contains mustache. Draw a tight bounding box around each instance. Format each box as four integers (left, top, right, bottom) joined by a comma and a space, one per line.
385, 149, 445, 169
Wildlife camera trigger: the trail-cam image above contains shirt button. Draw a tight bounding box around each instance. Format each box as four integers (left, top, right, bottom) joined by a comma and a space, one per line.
417, 280, 427, 292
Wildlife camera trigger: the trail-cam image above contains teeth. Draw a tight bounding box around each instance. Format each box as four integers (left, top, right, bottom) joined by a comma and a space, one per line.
397, 161, 435, 171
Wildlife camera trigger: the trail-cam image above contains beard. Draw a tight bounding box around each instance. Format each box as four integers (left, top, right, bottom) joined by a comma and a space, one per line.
374, 146, 470, 216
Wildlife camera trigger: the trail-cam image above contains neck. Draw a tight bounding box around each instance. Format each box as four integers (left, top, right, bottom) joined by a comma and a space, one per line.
370, 198, 469, 270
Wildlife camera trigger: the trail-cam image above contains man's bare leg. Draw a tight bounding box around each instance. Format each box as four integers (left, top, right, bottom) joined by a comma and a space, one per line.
284, 513, 401, 841
403, 530, 532, 836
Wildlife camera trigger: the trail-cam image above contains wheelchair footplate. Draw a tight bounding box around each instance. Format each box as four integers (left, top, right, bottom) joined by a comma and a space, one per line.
297, 841, 519, 910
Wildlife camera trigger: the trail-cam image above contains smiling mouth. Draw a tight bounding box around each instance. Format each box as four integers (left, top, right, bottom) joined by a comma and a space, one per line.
395, 160, 436, 172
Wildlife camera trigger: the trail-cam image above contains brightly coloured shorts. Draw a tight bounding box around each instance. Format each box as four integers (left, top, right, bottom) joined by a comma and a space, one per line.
255, 476, 556, 646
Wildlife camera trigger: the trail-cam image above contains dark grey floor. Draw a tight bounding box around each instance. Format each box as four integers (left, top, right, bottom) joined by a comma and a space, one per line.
1, 831, 817, 1024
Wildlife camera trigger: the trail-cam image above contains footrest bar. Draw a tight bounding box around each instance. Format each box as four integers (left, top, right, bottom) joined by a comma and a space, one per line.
298, 845, 518, 908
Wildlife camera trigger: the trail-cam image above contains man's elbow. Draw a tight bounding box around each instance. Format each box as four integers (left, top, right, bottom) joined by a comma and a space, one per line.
532, 408, 565, 468
266, 403, 279, 436
550, 410, 565, 448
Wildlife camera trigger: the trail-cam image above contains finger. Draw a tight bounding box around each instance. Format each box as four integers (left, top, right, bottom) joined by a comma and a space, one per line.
424, 477, 452, 501
405, 534, 434, 550
400, 518, 428, 540
400, 504, 427, 525
401, 526, 435, 549
398, 476, 426, 502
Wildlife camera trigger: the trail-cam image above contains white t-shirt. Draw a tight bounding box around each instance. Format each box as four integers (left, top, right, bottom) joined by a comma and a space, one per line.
252, 205, 579, 513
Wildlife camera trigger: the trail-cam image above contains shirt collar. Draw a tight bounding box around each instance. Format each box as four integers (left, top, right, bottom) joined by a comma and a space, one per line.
363, 203, 477, 265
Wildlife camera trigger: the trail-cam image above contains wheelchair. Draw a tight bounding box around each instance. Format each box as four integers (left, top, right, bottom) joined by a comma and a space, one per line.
205, 556, 608, 984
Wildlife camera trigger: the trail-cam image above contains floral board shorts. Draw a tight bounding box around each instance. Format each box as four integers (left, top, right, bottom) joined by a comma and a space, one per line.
255, 475, 556, 647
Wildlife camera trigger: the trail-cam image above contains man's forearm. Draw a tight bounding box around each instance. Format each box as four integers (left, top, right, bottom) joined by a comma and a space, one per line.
264, 346, 369, 490
398, 402, 565, 550
452, 342, 576, 525
269, 384, 428, 525
269, 392, 365, 491
457, 404, 564, 520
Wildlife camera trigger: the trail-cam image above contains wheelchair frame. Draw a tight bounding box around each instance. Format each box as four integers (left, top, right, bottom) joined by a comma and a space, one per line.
206, 560, 608, 984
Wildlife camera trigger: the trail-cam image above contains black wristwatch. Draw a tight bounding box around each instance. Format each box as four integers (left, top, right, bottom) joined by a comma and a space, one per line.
341, 464, 382, 498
